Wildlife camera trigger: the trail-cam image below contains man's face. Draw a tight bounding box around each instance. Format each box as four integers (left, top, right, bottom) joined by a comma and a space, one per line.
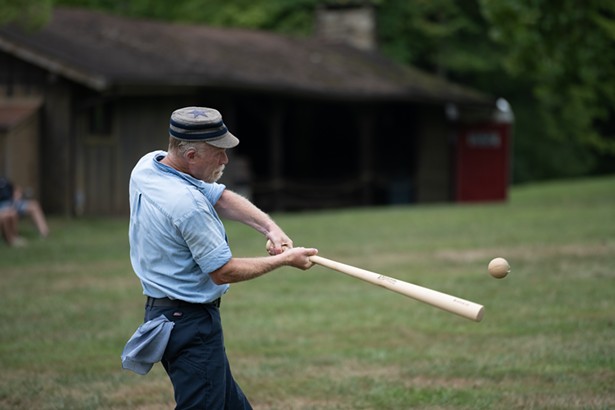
191, 144, 229, 183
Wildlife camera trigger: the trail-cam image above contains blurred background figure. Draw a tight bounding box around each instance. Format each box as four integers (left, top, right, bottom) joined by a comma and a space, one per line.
0, 207, 26, 247
0, 177, 49, 239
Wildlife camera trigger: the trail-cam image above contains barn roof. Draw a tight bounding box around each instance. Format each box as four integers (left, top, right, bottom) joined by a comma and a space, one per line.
0, 7, 492, 104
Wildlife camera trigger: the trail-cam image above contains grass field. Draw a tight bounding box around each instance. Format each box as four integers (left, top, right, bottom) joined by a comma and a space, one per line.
1, 176, 614, 409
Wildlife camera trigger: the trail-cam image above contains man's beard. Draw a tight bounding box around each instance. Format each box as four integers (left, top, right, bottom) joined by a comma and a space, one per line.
211, 165, 225, 182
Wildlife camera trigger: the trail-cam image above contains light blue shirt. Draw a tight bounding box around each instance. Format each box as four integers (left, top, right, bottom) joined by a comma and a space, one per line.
129, 150, 231, 303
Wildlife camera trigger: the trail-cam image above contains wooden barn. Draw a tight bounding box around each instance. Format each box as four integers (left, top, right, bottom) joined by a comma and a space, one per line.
0, 7, 512, 216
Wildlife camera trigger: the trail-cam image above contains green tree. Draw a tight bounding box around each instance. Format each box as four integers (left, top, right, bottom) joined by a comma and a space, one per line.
53, 0, 322, 35
378, 0, 501, 78
0, 0, 52, 27
377, 0, 615, 180
480, 0, 615, 154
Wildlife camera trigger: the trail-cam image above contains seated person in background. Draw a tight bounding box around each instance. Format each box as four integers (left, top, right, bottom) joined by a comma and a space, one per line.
0, 207, 26, 247
0, 177, 49, 238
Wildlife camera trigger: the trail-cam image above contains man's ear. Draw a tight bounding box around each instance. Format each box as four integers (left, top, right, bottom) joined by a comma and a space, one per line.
185, 148, 198, 161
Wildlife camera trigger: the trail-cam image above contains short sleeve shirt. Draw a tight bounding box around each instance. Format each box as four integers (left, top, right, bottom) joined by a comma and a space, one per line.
129, 150, 231, 303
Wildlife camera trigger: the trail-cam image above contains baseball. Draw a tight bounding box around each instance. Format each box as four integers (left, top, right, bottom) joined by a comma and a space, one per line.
488, 257, 510, 279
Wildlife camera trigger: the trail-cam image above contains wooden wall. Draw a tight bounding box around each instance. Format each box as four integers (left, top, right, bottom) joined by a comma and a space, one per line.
414, 105, 453, 203
0, 98, 42, 199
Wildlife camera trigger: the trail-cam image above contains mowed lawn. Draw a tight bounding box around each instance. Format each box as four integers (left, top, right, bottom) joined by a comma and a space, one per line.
0, 176, 613, 409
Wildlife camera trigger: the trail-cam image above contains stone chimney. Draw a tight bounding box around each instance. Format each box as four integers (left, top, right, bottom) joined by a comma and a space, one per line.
315, 2, 377, 51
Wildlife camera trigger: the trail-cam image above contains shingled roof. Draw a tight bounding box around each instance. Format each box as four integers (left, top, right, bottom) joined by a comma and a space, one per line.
0, 7, 492, 104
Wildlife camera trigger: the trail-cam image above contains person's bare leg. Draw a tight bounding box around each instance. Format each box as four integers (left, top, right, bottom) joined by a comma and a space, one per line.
0, 213, 11, 244
1, 210, 26, 246
25, 201, 49, 237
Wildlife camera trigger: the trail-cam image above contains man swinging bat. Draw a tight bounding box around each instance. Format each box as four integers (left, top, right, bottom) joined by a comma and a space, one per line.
123, 106, 318, 409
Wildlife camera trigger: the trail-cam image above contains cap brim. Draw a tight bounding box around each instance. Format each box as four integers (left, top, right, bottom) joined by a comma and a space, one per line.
205, 131, 240, 149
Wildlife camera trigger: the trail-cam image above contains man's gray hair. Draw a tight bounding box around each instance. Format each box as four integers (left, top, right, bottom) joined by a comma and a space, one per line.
169, 137, 207, 156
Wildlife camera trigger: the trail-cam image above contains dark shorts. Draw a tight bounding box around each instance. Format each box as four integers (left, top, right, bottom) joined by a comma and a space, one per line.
0, 199, 28, 216
145, 302, 252, 410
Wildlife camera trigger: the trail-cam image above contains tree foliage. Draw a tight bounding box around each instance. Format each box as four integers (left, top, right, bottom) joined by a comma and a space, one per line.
52, 0, 323, 34
2, 0, 614, 180
0, 0, 53, 28
378, 0, 615, 179
378, 0, 501, 76
481, 0, 615, 155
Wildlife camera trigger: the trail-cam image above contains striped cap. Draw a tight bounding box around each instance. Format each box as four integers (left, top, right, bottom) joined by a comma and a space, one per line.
169, 107, 239, 148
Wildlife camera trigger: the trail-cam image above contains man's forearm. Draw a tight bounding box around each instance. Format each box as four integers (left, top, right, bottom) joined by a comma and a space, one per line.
210, 246, 318, 285
209, 255, 286, 285
214, 190, 277, 236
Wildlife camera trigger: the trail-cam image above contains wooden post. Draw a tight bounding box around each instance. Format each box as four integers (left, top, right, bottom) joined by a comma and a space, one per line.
358, 107, 375, 205
270, 103, 284, 211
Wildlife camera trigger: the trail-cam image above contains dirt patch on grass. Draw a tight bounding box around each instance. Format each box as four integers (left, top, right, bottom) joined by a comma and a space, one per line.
435, 242, 614, 263
106, 373, 175, 409
253, 396, 347, 410
325, 242, 615, 275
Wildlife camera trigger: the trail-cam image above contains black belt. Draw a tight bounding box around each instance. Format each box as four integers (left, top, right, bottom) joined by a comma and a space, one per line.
146, 296, 221, 308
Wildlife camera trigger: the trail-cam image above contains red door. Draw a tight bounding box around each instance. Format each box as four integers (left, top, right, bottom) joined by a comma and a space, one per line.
455, 123, 510, 202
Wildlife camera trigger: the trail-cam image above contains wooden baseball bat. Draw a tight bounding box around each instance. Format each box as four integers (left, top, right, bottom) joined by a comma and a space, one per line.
309, 255, 484, 322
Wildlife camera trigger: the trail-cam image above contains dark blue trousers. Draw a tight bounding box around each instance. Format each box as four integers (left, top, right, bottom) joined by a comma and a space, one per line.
145, 302, 252, 410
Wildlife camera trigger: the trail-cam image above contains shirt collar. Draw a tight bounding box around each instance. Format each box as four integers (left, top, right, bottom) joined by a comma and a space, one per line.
153, 151, 210, 191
